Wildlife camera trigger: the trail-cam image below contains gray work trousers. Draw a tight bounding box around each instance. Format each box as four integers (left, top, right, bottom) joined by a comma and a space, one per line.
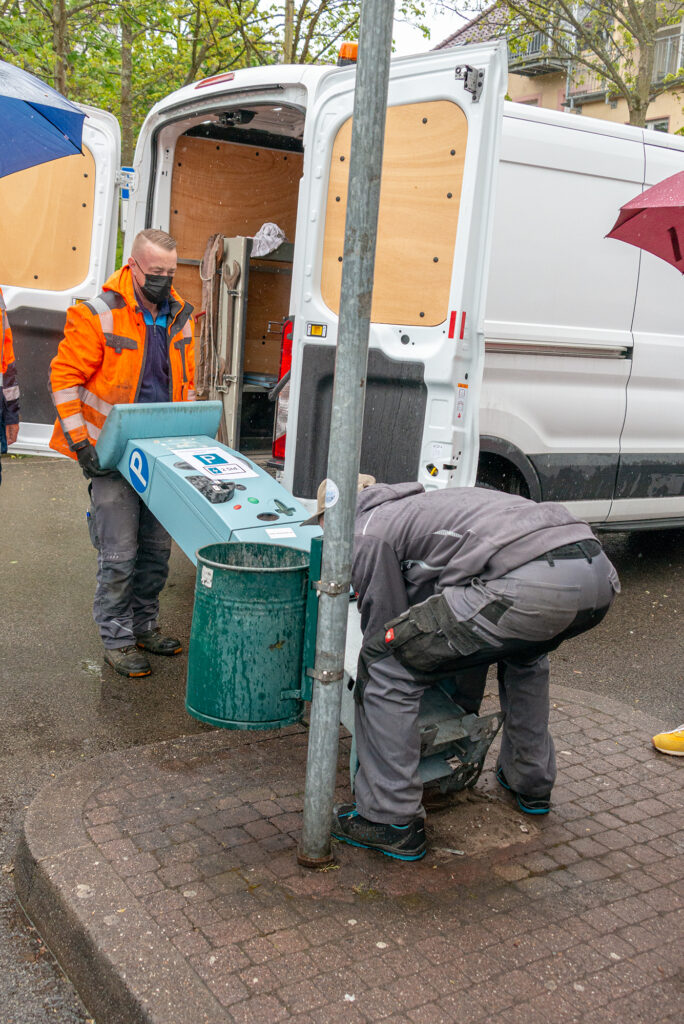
354, 551, 620, 824
88, 474, 172, 649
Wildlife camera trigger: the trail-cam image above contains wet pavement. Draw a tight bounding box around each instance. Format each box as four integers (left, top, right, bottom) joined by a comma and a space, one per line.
1, 454, 683, 1022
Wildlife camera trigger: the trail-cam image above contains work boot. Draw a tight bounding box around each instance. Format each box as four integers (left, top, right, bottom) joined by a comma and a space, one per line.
496, 766, 551, 815
652, 725, 684, 756
135, 628, 182, 656
104, 645, 152, 678
331, 803, 426, 861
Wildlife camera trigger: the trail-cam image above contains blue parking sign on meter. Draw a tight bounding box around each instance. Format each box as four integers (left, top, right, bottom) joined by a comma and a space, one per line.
194, 451, 229, 475
129, 448, 149, 493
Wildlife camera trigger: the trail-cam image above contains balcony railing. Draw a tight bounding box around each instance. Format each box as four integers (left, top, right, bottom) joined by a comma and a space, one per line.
509, 33, 567, 76
568, 69, 608, 97
512, 23, 684, 91
653, 31, 684, 80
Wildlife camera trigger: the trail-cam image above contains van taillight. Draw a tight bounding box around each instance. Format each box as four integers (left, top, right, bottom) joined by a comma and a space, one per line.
272, 317, 294, 461
279, 317, 294, 379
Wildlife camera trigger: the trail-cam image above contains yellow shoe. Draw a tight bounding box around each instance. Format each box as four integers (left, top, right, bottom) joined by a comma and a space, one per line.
652, 725, 684, 756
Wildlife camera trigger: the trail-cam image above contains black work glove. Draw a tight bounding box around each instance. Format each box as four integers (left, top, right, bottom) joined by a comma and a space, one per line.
74, 440, 109, 478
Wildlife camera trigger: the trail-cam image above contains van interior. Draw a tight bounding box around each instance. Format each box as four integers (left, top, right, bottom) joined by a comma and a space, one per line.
163, 102, 305, 454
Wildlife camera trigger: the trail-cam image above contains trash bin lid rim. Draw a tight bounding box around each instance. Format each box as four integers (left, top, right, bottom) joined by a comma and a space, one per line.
195, 545, 310, 573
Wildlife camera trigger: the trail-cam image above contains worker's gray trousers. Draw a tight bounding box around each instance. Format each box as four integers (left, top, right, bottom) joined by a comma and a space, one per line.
354, 552, 619, 824
88, 474, 172, 649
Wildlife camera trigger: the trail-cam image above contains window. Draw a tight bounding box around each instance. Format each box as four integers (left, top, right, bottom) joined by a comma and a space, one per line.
653, 23, 684, 81
645, 117, 670, 132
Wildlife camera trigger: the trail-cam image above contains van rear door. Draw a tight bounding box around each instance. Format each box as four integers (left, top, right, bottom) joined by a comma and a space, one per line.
280, 42, 507, 499
0, 105, 120, 453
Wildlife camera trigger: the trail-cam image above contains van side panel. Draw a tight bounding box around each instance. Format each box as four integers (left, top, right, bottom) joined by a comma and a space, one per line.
479, 111, 644, 520
610, 139, 684, 522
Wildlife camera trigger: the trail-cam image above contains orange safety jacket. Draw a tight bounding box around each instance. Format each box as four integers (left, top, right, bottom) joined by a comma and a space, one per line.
1, 287, 20, 423
0, 287, 16, 374
49, 265, 195, 458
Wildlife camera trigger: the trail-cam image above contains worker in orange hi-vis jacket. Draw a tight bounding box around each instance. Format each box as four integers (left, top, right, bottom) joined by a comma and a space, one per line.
0, 286, 20, 487
49, 229, 196, 679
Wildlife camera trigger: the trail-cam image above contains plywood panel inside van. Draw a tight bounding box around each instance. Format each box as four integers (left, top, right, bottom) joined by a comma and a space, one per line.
170, 136, 301, 376
0, 149, 95, 290
321, 101, 467, 327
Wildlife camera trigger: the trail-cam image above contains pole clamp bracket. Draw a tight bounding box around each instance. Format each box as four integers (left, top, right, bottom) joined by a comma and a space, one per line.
312, 579, 349, 596
306, 667, 344, 683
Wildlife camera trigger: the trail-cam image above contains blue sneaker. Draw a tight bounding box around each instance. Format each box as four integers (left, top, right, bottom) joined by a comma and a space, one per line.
331, 803, 427, 861
496, 767, 551, 815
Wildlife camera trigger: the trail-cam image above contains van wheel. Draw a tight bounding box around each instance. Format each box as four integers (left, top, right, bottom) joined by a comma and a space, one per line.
476, 454, 530, 498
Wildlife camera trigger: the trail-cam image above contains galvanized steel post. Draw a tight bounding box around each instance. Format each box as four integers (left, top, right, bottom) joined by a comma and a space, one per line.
297, 0, 395, 867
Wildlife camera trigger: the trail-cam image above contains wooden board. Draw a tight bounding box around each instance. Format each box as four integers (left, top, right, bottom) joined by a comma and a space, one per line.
170, 135, 301, 376
321, 101, 468, 327
244, 262, 291, 375
0, 149, 96, 290
169, 135, 302, 314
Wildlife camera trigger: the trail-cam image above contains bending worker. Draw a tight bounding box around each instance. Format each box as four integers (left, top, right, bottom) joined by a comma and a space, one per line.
0, 286, 20, 486
49, 229, 195, 678
329, 481, 621, 861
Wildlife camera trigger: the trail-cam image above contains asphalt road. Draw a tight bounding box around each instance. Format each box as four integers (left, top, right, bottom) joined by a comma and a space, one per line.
0, 454, 682, 1021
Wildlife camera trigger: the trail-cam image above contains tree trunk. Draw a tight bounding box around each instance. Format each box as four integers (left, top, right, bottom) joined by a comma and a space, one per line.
121, 14, 134, 165
628, 4, 657, 127
283, 0, 295, 62
52, 0, 69, 95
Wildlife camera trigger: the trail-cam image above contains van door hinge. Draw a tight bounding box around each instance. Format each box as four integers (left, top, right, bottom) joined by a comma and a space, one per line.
454, 65, 484, 102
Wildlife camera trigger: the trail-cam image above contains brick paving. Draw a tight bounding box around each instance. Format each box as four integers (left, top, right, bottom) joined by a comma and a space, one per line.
16, 685, 683, 1023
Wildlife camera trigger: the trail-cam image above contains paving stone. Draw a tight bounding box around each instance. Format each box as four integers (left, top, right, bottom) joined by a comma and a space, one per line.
16, 690, 681, 1024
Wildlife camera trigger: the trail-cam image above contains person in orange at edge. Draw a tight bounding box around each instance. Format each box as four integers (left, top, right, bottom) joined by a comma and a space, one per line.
0, 286, 20, 486
49, 229, 195, 678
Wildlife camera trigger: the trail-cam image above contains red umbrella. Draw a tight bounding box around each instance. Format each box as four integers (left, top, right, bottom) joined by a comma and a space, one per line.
606, 170, 684, 273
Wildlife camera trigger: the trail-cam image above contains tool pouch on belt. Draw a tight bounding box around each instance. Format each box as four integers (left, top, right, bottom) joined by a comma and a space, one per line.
384, 594, 485, 674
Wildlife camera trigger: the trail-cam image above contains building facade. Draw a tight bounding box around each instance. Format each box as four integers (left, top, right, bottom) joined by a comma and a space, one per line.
436, 9, 684, 133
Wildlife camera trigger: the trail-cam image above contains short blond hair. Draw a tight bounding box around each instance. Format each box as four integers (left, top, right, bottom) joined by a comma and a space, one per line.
132, 229, 176, 258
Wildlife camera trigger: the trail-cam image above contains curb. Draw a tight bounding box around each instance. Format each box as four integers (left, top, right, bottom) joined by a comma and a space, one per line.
15, 741, 242, 1024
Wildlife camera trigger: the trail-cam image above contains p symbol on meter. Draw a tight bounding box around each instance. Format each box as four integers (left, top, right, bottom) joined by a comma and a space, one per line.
129, 448, 149, 493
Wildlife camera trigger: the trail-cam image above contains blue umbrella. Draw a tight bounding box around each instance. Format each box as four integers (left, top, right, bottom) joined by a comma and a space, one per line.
0, 60, 86, 178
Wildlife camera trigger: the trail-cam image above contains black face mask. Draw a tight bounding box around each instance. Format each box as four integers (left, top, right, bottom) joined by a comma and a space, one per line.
140, 274, 173, 305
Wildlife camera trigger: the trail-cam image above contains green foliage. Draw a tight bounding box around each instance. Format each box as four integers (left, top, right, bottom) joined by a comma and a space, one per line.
0, 1, 428, 158
462, 0, 684, 127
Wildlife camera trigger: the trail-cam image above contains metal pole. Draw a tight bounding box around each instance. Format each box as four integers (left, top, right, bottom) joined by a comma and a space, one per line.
297, 0, 395, 867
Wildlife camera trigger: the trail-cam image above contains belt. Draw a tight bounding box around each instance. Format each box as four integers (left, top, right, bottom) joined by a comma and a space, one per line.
533, 539, 602, 564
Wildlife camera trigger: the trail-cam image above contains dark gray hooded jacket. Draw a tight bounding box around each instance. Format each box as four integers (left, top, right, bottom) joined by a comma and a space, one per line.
352, 483, 597, 639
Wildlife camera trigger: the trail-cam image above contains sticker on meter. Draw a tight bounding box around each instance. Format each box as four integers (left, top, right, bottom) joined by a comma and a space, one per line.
265, 526, 296, 539
171, 447, 258, 481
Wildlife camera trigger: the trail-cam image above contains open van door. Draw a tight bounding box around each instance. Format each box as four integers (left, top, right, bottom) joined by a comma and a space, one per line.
0, 105, 120, 453
279, 41, 507, 499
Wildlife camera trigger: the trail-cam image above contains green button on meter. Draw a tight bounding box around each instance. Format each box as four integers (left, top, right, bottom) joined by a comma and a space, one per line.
247, 496, 259, 504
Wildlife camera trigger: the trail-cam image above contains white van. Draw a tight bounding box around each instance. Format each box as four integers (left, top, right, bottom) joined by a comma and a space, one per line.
1, 42, 682, 530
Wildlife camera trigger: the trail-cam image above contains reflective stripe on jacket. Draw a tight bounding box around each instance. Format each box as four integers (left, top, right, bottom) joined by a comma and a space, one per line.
0, 287, 20, 423
49, 265, 195, 457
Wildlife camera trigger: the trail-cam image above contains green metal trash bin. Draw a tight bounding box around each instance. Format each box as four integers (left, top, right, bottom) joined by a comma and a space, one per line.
186, 542, 310, 730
